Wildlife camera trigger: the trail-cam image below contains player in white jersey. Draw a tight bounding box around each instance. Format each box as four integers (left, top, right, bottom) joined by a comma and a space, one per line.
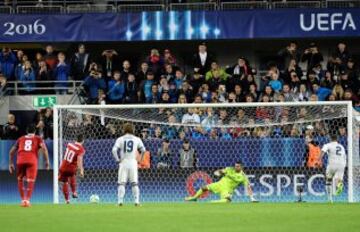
321, 134, 347, 202
112, 123, 146, 206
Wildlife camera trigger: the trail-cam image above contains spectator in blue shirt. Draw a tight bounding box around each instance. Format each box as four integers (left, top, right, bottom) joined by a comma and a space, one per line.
269, 72, 283, 93
107, 71, 125, 104
53, 52, 70, 94
139, 72, 155, 102
312, 82, 332, 101
84, 69, 106, 104
19, 60, 36, 93
174, 70, 185, 90
0, 47, 17, 80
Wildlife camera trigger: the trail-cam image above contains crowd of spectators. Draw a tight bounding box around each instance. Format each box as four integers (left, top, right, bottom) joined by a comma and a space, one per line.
0, 41, 359, 141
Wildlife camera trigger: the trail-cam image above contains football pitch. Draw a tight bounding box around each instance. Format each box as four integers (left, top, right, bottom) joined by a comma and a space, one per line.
1, 203, 359, 232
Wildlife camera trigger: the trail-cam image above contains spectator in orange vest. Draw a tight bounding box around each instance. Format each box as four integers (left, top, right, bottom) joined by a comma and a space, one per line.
137, 151, 151, 169
305, 135, 322, 168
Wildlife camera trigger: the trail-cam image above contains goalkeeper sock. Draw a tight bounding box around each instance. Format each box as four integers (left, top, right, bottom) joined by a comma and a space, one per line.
17, 179, 25, 201
211, 199, 229, 203
69, 176, 77, 194
62, 183, 70, 201
193, 189, 204, 199
118, 184, 125, 204
132, 183, 140, 205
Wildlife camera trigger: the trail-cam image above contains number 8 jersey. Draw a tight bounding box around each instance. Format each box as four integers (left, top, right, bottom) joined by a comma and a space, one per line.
16, 134, 46, 164
60, 142, 85, 172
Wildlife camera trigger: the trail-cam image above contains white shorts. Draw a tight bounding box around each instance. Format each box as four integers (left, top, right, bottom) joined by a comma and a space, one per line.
118, 160, 138, 185
326, 163, 346, 180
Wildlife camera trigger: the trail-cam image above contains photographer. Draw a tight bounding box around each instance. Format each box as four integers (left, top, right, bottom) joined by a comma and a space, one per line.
84, 66, 106, 104
301, 42, 323, 72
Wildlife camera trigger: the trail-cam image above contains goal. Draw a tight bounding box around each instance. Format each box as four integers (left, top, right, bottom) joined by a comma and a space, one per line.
53, 102, 359, 203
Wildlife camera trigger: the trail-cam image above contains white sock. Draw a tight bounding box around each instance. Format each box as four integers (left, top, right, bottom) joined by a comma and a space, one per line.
326, 184, 333, 202
118, 184, 125, 204
132, 184, 140, 204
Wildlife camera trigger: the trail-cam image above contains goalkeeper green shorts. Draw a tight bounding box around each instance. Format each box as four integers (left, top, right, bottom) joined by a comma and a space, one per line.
207, 182, 232, 199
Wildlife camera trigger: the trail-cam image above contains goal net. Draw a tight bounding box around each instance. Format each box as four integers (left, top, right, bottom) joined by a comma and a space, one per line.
53, 102, 359, 203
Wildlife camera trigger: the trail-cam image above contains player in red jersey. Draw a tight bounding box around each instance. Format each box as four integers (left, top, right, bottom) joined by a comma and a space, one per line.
58, 134, 85, 204
8, 125, 50, 207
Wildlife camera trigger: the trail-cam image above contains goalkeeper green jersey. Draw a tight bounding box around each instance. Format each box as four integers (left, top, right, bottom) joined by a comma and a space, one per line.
218, 167, 249, 191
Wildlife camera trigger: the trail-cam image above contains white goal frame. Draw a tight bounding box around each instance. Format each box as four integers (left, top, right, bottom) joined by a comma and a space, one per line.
53, 101, 355, 203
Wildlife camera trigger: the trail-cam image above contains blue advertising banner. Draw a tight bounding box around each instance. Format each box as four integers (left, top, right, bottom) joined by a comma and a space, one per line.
0, 9, 359, 42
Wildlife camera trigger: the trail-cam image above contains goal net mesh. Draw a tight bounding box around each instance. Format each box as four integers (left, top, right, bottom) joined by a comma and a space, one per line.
54, 103, 359, 203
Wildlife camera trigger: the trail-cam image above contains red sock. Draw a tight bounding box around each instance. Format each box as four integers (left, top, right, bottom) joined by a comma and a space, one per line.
62, 183, 69, 201
69, 176, 76, 194
26, 181, 35, 201
17, 179, 25, 201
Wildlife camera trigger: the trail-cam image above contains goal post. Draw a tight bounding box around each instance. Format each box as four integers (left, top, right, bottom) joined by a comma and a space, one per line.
53, 101, 359, 203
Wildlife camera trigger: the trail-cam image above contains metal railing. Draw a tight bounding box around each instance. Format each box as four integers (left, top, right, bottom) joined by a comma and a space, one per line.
273, 1, 321, 9
0, 6, 13, 13
16, 5, 64, 13
221, 2, 268, 10
170, 2, 217, 11
118, 4, 165, 13
0, 0, 359, 13
3, 80, 83, 95
326, 0, 360, 8
66, 4, 116, 13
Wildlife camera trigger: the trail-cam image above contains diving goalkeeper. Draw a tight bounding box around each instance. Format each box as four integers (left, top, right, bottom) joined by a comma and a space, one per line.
185, 161, 258, 203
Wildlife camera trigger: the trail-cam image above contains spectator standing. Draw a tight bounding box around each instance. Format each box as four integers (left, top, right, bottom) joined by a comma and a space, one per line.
3, 113, 19, 140
53, 52, 70, 94
157, 139, 173, 168
301, 42, 323, 71
121, 60, 132, 82
278, 41, 301, 70
101, 49, 119, 82
179, 139, 197, 168
107, 71, 125, 104
71, 44, 91, 80
193, 43, 214, 76
163, 49, 177, 67
125, 73, 139, 104
84, 69, 106, 104
147, 49, 164, 78
136, 62, 149, 85
43, 45, 58, 71
19, 60, 36, 93
139, 72, 155, 103
0, 47, 17, 80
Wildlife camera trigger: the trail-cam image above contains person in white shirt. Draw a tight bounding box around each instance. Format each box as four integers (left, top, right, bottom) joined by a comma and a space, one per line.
112, 123, 146, 206
181, 108, 200, 124
321, 134, 347, 202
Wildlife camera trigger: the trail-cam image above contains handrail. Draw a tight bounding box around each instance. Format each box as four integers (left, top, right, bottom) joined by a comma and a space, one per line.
4, 80, 83, 95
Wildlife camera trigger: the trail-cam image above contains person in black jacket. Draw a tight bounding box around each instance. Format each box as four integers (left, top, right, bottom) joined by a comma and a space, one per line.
301, 42, 323, 72
3, 113, 19, 140
70, 44, 91, 81
192, 43, 214, 76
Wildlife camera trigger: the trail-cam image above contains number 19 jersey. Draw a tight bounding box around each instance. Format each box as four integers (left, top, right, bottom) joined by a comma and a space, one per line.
113, 134, 146, 162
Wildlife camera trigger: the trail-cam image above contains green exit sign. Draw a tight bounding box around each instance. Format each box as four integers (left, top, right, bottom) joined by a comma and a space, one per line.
33, 96, 57, 108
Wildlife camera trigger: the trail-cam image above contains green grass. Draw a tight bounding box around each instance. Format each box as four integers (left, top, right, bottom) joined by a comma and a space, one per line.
1, 203, 360, 232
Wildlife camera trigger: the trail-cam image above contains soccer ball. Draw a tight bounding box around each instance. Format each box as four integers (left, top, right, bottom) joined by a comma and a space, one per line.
89, 194, 100, 203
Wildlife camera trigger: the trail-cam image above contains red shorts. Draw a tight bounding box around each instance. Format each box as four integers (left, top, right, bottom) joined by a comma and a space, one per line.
17, 162, 38, 181
58, 169, 76, 183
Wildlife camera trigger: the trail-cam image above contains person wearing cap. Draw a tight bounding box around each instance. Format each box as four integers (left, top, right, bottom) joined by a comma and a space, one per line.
156, 139, 173, 168
178, 139, 197, 168
301, 42, 323, 71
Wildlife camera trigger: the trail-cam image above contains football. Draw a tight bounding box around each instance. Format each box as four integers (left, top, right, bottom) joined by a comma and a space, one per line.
89, 194, 100, 204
